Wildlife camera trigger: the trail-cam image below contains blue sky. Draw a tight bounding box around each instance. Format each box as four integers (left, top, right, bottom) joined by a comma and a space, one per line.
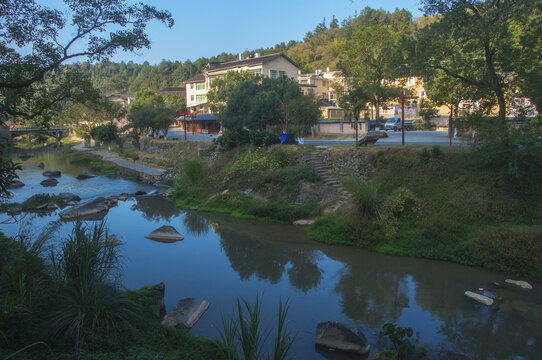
49, 0, 423, 64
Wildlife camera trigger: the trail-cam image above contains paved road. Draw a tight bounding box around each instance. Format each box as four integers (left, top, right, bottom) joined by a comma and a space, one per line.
168, 128, 470, 147
306, 131, 469, 146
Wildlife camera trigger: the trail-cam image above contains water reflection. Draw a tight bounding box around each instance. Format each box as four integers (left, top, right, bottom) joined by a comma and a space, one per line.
209, 214, 323, 293
332, 264, 409, 328
183, 211, 209, 236
131, 196, 181, 222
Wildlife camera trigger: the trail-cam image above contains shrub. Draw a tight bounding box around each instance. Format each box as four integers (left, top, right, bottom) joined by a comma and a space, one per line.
353, 181, 381, 217
249, 130, 280, 147
420, 148, 431, 164
182, 158, 208, 185
431, 145, 442, 157
473, 226, 542, 277
474, 120, 542, 189
217, 130, 250, 150
380, 187, 420, 222
379, 323, 425, 360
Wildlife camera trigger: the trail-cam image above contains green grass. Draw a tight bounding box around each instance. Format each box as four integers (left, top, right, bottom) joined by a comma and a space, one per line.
308, 147, 542, 278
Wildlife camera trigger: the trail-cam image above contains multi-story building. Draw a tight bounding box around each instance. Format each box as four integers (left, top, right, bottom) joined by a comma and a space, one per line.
182, 53, 299, 134
298, 68, 345, 104
185, 52, 299, 114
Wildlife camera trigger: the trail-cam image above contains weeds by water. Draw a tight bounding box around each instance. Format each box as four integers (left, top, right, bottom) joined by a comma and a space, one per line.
216, 295, 297, 360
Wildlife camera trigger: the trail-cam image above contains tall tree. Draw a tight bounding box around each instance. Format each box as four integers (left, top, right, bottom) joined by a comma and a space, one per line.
207, 71, 255, 116
418, 0, 535, 124
287, 96, 322, 138
0, 0, 173, 125
338, 11, 409, 120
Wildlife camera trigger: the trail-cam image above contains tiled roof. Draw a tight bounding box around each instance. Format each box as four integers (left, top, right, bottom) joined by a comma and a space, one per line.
206, 53, 299, 73
184, 74, 206, 84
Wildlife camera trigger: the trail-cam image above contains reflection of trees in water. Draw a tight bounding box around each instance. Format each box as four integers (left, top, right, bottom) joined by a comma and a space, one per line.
217, 227, 322, 292
183, 211, 209, 236
131, 196, 181, 222
288, 258, 322, 294
436, 304, 541, 360
411, 270, 542, 359
332, 264, 409, 328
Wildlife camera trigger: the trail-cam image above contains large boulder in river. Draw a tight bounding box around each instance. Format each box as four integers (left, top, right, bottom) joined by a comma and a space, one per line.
145, 225, 184, 243
162, 298, 210, 329
40, 178, 58, 187
77, 171, 96, 180
315, 321, 370, 355
43, 170, 61, 177
149, 282, 167, 320
505, 279, 533, 290
464, 291, 494, 306
36, 162, 44, 169
8, 180, 25, 189
59, 197, 110, 220
59, 192, 81, 202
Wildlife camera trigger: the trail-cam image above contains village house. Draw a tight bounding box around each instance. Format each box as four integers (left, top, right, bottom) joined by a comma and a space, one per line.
181, 53, 299, 134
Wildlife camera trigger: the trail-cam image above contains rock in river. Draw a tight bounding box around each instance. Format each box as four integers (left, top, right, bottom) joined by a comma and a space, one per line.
162, 298, 210, 329
505, 279, 533, 290
8, 180, 25, 189
37, 162, 44, 169
293, 219, 315, 226
464, 291, 494, 306
145, 225, 184, 243
77, 171, 96, 180
40, 178, 58, 187
315, 321, 370, 355
43, 170, 61, 177
59, 197, 110, 220
59, 192, 81, 202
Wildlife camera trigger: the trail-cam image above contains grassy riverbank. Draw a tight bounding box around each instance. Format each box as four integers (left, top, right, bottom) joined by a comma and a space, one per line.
308, 146, 542, 279
170, 141, 542, 278
173, 145, 326, 223
0, 226, 222, 360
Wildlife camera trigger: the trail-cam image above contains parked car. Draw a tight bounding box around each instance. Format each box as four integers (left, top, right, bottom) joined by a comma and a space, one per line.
384, 117, 413, 131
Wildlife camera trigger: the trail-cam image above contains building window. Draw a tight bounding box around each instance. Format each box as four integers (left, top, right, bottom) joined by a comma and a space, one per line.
408, 77, 415, 86
196, 82, 205, 90
191, 95, 194, 101
196, 94, 206, 102
270, 70, 277, 79
279, 70, 286, 77
251, 69, 262, 76
420, 90, 426, 98
190, 83, 194, 89
329, 92, 336, 101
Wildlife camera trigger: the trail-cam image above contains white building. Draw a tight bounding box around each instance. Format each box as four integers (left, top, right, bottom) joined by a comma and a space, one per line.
185, 53, 299, 114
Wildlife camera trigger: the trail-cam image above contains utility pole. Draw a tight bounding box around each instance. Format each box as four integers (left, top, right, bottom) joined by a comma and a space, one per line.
401, 89, 405, 145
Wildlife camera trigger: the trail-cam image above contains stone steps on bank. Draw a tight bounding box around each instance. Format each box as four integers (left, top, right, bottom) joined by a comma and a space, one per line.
303, 150, 352, 200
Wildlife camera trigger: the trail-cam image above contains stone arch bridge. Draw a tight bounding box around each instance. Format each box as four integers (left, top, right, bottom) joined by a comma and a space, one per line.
0, 127, 69, 141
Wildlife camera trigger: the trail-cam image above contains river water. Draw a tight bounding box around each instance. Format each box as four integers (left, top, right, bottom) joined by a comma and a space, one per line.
2, 152, 541, 359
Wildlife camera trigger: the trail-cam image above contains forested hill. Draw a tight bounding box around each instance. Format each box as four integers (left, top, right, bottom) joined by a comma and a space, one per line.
71, 7, 424, 95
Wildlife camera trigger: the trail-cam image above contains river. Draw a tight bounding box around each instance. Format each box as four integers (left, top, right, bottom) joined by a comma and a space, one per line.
2, 151, 541, 359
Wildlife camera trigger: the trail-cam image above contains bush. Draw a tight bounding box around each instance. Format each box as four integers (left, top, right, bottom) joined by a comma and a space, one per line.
420, 148, 431, 164
352, 181, 381, 217
380, 187, 420, 222
473, 226, 542, 277
217, 130, 249, 150
248, 130, 280, 147
182, 158, 208, 185
475, 120, 542, 189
